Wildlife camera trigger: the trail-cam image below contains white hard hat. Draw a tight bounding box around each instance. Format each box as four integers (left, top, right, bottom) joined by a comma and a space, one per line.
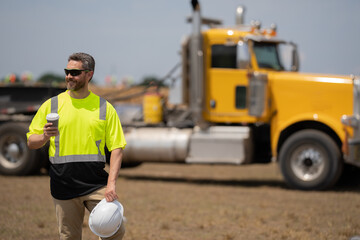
89, 198, 124, 238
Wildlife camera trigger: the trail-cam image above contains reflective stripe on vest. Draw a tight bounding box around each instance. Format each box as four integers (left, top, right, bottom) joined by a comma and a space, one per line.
49, 95, 107, 164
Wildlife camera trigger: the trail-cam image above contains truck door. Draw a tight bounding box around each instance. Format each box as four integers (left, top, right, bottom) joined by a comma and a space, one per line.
204, 41, 253, 123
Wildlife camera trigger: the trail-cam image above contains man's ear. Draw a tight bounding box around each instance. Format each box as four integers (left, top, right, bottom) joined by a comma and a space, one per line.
87, 71, 94, 82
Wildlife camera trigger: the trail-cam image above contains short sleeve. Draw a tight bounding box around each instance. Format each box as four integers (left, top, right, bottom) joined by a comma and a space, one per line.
105, 103, 127, 151
26, 99, 51, 141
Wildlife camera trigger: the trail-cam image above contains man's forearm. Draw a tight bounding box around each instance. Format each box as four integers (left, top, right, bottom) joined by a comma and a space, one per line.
27, 134, 50, 149
108, 148, 123, 184
105, 148, 123, 202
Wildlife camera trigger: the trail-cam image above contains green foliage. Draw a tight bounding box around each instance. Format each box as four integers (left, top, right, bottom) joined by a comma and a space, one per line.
137, 76, 167, 87
37, 72, 64, 84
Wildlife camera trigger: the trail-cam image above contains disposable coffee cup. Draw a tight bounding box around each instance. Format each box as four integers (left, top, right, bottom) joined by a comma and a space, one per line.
46, 113, 59, 128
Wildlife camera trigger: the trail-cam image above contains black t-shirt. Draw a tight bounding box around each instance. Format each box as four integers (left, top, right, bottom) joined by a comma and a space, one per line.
49, 162, 108, 200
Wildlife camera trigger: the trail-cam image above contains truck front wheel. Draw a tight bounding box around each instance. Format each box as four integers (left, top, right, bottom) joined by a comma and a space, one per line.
279, 129, 342, 190
0, 123, 43, 175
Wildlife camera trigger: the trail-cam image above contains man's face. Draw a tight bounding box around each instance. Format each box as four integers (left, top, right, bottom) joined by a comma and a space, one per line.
65, 60, 92, 91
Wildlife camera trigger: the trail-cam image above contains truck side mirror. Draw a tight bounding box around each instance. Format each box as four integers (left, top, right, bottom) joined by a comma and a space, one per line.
237, 41, 250, 69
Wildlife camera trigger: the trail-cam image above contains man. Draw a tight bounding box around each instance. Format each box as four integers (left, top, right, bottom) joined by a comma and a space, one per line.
27, 52, 126, 240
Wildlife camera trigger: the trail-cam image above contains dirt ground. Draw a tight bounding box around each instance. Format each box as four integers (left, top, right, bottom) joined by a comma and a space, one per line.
1, 162, 360, 240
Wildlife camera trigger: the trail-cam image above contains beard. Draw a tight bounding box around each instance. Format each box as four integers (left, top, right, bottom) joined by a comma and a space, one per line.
66, 79, 86, 91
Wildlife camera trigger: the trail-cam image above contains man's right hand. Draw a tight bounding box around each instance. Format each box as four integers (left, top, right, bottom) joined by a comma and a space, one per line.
27, 123, 59, 149
43, 123, 59, 138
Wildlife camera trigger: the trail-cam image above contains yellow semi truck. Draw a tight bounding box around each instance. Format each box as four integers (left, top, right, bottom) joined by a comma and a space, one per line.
122, 0, 359, 190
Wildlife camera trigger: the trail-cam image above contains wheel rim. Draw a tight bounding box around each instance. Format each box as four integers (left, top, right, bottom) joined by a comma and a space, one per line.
290, 144, 326, 182
0, 133, 27, 169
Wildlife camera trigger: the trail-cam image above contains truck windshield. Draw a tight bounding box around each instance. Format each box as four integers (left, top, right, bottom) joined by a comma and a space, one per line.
253, 42, 284, 71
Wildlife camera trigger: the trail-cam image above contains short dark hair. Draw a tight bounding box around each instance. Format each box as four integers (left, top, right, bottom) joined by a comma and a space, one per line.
68, 52, 95, 71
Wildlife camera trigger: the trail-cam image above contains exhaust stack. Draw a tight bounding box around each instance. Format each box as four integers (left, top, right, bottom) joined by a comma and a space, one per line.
235, 6, 246, 25
189, 0, 206, 129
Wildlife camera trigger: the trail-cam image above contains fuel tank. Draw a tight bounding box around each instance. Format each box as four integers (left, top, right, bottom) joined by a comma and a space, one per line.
123, 126, 251, 164
123, 127, 192, 162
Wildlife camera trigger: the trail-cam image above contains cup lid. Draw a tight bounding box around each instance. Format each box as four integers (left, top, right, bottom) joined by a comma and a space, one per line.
46, 113, 59, 121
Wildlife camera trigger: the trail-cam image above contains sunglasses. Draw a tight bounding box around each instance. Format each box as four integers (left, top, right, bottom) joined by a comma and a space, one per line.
64, 69, 90, 77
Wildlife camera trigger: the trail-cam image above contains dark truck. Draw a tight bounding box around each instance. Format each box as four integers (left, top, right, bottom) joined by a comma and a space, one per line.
0, 84, 66, 175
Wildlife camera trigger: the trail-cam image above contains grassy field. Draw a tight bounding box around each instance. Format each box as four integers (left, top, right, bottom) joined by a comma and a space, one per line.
1, 162, 360, 240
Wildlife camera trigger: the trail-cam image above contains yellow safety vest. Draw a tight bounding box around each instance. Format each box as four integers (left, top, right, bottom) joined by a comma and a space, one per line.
49, 94, 107, 164
27, 91, 126, 165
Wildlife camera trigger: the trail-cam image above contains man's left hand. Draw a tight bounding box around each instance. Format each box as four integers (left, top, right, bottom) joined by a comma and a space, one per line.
105, 183, 118, 202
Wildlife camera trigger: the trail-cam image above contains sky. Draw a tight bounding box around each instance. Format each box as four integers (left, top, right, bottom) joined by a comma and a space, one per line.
0, 0, 359, 86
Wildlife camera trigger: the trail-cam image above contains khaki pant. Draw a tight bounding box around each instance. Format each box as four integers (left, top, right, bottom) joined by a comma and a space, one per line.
53, 187, 125, 240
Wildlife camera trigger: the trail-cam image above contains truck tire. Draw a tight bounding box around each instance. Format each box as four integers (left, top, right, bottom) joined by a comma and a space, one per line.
279, 129, 342, 190
0, 122, 43, 175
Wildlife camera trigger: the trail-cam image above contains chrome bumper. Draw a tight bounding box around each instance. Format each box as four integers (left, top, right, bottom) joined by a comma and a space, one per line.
342, 76, 360, 166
